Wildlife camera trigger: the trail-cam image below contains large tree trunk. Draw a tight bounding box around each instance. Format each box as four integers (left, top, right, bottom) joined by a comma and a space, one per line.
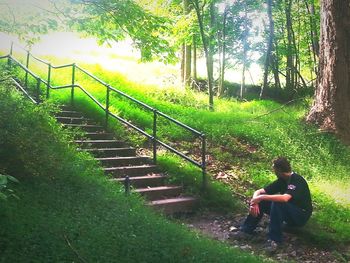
307, 0, 350, 142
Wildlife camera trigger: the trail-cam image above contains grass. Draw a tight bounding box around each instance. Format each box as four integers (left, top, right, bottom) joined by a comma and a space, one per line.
0, 79, 263, 262
2, 50, 350, 246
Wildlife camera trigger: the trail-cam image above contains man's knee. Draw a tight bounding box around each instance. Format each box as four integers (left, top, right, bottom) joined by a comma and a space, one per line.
271, 201, 286, 212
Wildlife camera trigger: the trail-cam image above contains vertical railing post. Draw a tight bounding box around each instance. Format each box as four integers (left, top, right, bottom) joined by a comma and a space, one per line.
201, 134, 207, 191
36, 77, 41, 104
71, 63, 76, 106
153, 110, 157, 164
105, 85, 110, 128
46, 64, 51, 99
25, 51, 30, 88
8, 42, 13, 66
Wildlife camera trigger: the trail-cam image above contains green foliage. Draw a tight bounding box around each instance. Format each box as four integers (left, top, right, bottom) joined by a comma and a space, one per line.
0, 174, 19, 200
0, 1, 60, 46
67, 0, 176, 63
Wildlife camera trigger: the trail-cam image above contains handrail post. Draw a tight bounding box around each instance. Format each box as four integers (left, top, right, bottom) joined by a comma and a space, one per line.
25, 51, 30, 88
36, 77, 41, 104
46, 64, 51, 99
201, 134, 207, 191
71, 63, 76, 107
105, 85, 110, 128
153, 110, 157, 164
8, 42, 13, 66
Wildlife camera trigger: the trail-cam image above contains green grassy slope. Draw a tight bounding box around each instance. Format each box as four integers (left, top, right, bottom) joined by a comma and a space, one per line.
0, 77, 262, 262
2, 52, 350, 245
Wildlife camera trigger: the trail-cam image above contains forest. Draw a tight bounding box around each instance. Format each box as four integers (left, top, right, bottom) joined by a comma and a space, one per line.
0, 0, 349, 262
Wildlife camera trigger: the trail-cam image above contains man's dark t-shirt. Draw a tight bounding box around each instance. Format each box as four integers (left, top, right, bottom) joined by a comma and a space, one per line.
264, 172, 313, 215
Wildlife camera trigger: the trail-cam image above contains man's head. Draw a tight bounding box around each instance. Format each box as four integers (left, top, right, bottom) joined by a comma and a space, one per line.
272, 157, 292, 180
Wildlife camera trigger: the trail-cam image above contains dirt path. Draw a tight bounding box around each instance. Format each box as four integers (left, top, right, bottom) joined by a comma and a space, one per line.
179, 211, 349, 263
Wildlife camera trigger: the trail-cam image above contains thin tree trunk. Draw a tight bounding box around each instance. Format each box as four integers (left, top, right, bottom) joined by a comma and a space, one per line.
184, 0, 191, 87
285, 0, 294, 90
218, 7, 228, 97
273, 39, 282, 89
304, 0, 319, 77
240, 3, 248, 99
262, 0, 274, 98
193, 34, 197, 81
181, 44, 185, 84
193, 0, 214, 111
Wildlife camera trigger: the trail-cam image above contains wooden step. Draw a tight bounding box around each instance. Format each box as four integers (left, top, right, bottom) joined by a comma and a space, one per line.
57, 110, 83, 118
81, 132, 115, 140
81, 147, 136, 157
149, 197, 197, 214
135, 186, 182, 201
74, 140, 125, 148
97, 156, 151, 166
63, 124, 104, 132
56, 116, 92, 124
112, 174, 166, 187
103, 165, 158, 177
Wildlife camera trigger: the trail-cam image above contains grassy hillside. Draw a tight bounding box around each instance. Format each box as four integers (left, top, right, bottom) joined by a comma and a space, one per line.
0, 75, 263, 262
2, 51, 350, 246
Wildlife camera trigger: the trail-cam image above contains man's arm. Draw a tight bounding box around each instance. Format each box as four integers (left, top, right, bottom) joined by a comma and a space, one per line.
249, 188, 266, 217
251, 193, 292, 204
249, 189, 292, 217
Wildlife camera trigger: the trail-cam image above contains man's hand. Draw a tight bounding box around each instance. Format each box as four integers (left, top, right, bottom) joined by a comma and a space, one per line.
249, 203, 260, 217
250, 195, 263, 205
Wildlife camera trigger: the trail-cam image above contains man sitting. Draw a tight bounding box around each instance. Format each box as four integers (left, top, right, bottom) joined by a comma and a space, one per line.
233, 157, 312, 252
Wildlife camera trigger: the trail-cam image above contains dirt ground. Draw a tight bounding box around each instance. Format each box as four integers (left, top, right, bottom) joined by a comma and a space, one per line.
178, 211, 350, 263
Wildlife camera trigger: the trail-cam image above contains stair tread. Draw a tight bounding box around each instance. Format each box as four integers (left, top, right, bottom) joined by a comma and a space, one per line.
59, 110, 80, 114
135, 186, 182, 192
82, 147, 134, 151
75, 140, 122, 143
97, 156, 148, 160
56, 116, 88, 120
150, 197, 196, 205
64, 124, 103, 128
103, 165, 157, 170
112, 174, 166, 180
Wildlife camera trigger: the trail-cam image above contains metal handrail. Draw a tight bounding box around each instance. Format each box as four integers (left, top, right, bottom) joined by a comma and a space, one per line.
1, 42, 208, 190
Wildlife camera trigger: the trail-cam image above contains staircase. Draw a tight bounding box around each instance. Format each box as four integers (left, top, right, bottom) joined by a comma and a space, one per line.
56, 106, 197, 214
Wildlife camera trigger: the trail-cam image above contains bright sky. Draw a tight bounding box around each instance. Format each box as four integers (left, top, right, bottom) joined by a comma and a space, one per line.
0, 31, 262, 88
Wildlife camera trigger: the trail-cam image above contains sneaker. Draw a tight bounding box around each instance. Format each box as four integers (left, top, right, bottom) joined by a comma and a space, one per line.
263, 239, 281, 254
229, 230, 254, 241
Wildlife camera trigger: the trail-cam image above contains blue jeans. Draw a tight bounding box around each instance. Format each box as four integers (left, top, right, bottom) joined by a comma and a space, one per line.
241, 200, 311, 243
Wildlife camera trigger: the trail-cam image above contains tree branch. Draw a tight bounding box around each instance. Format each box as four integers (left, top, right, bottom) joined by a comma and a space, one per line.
249, 98, 303, 120
63, 234, 88, 263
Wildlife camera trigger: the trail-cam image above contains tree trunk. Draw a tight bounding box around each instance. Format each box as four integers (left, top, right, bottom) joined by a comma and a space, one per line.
240, 3, 248, 99
193, 34, 197, 81
181, 44, 185, 84
218, 7, 228, 97
304, 0, 319, 77
193, 0, 214, 110
307, 0, 350, 143
285, 0, 295, 90
262, 0, 274, 97
183, 0, 191, 87
184, 45, 192, 87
